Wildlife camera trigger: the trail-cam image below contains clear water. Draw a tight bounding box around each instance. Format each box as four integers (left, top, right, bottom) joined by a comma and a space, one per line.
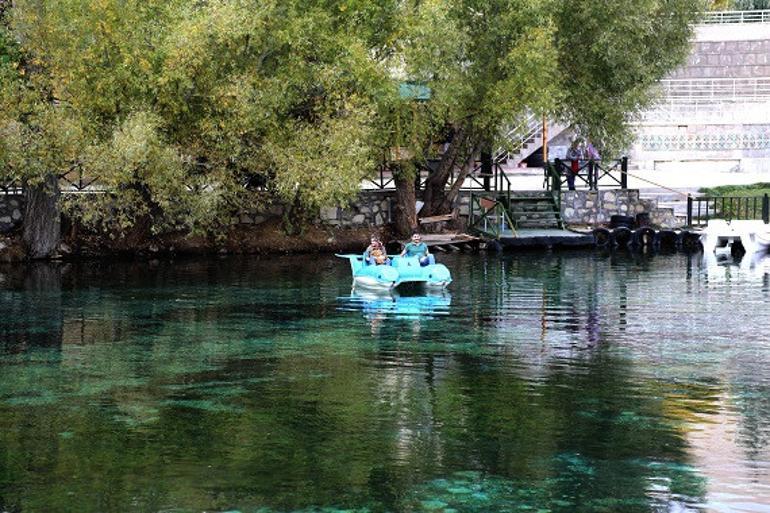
0, 252, 769, 513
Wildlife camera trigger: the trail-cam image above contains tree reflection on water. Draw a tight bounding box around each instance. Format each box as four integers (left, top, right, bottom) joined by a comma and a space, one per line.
0, 253, 767, 512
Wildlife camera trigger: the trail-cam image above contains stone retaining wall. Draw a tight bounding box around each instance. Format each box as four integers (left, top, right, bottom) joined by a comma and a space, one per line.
0, 195, 24, 234
3, 189, 681, 233
561, 189, 679, 228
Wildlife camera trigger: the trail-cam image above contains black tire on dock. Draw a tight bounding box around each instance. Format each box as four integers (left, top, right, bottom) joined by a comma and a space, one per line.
593, 227, 612, 248
657, 230, 678, 251
612, 226, 633, 247
488, 239, 503, 253
731, 240, 746, 258
631, 227, 656, 248
679, 230, 702, 252
610, 215, 635, 229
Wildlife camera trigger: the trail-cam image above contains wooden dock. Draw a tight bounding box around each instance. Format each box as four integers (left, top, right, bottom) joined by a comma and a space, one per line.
389, 229, 594, 253
394, 233, 481, 252
497, 228, 594, 249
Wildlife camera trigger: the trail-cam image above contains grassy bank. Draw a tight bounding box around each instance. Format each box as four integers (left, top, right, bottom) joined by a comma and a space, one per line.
700, 182, 770, 197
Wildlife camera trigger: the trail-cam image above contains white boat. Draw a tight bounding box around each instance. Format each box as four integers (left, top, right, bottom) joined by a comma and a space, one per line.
700, 220, 770, 256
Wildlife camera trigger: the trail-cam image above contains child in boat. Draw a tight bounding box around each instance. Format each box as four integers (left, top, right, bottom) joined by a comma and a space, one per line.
365, 236, 389, 265
401, 233, 431, 266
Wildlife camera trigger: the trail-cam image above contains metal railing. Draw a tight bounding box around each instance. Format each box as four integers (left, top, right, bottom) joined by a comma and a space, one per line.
365, 155, 513, 201
468, 193, 516, 238
657, 77, 770, 103
495, 112, 542, 162
640, 99, 770, 123
545, 158, 629, 192
0, 177, 23, 195
702, 10, 770, 24
687, 194, 770, 226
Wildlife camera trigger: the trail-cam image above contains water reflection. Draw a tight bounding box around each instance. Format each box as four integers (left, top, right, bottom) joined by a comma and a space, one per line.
338, 290, 452, 319
0, 254, 768, 512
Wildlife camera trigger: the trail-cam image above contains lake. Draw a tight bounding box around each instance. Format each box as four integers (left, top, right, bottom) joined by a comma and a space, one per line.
0, 251, 768, 513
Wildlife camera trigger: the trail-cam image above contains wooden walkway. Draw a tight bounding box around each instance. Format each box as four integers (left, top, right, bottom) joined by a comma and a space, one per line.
391, 230, 593, 252
401, 233, 481, 252
497, 228, 594, 249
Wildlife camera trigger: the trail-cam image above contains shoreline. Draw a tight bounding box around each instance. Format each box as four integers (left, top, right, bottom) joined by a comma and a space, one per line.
0, 220, 394, 264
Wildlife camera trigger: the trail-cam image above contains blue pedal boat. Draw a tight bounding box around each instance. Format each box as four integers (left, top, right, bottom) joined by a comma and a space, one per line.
336, 254, 452, 291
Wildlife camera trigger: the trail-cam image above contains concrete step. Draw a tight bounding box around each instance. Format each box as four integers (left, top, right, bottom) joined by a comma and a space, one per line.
515, 220, 561, 228
509, 204, 557, 213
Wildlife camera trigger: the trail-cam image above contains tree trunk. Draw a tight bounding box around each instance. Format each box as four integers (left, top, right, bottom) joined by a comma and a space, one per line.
421, 128, 479, 217
421, 127, 467, 216
23, 174, 61, 259
437, 146, 478, 214
393, 168, 417, 237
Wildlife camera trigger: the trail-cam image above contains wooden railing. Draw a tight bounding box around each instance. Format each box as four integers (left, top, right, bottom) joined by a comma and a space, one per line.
545, 157, 629, 192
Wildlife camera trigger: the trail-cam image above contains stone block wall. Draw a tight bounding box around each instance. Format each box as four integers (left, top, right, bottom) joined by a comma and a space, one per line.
228, 191, 396, 229
669, 39, 770, 79
561, 189, 679, 228
318, 191, 393, 228
0, 195, 24, 234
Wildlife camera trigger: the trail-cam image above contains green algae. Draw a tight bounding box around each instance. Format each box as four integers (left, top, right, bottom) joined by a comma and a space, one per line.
0, 253, 763, 513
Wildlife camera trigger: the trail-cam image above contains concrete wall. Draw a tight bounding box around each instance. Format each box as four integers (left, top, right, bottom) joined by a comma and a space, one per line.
0, 195, 24, 234
630, 123, 770, 172
561, 189, 679, 228
632, 24, 770, 173
670, 39, 770, 79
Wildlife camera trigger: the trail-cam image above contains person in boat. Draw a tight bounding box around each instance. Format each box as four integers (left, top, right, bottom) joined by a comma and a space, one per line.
365, 236, 390, 265
401, 232, 431, 266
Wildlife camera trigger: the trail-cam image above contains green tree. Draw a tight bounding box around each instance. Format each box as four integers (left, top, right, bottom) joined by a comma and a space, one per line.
383, 0, 703, 234
2, 0, 704, 248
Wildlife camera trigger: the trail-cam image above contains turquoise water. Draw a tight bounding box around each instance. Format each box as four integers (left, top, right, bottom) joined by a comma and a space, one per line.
0, 252, 769, 513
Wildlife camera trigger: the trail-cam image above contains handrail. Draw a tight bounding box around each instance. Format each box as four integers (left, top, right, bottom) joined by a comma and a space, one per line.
687, 193, 770, 226
547, 158, 628, 191
701, 10, 770, 24
468, 193, 516, 238
495, 112, 542, 161
657, 77, 770, 103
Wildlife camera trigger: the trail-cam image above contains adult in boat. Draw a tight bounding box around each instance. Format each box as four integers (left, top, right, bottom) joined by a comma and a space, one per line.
365, 236, 389, 265
401, 233, 431, 266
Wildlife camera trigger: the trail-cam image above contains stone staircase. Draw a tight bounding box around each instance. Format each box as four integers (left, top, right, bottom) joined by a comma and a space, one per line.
638, 187, 699, 225
504, 191, 563, 229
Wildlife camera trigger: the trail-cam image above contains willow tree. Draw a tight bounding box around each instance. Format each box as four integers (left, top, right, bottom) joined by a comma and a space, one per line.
3, 0, 703, 249
382, 0, 703, 234
4, 0, 383, 248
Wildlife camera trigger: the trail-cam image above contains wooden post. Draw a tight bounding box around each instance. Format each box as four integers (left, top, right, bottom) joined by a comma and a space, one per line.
542, 114, 548, 165
480, 147, 493, 192
686, 195, 693, 227
621, 157, 628, 189
763, 193, 769, 224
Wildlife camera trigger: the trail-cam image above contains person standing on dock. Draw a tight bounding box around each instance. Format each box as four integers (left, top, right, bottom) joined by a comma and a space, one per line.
565, 139, 584, 191
401, 233, 431, 266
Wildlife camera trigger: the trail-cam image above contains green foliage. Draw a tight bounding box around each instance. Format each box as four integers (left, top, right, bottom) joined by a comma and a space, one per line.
731, 0, 770, 9
700, 182, 770, 196
553, 0, 705, 154
1, 0, 702, 235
